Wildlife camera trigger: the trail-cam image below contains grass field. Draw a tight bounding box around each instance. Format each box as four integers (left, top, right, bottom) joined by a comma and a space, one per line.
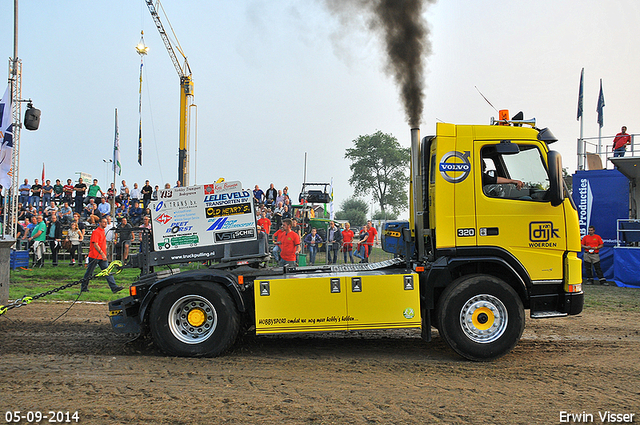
8, 263, 143, 303
7, 255, 638, 310
582, 283, 640, 312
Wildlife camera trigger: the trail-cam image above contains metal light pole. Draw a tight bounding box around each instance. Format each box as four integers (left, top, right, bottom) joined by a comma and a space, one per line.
102, 159, 112, 187
102, 159, 114, 215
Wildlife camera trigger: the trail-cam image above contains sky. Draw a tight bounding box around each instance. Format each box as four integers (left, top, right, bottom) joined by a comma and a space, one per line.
1, 0, 639, 217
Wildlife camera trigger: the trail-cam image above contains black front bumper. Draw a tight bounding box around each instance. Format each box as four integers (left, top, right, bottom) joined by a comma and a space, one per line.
530, 291, 584, 317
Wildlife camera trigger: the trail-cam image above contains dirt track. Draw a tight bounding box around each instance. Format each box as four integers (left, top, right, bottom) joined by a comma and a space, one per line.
1, 301, 639, 425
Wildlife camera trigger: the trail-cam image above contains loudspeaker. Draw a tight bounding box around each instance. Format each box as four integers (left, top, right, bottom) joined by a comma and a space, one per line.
24, 105, 41, 131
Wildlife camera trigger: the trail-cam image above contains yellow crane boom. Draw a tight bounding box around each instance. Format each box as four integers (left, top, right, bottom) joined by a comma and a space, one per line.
144, 0, 194, 186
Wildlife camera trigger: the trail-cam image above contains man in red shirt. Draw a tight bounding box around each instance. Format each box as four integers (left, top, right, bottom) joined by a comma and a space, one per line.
81, 217, 124, 293
364, 220, 378, 263
581, 225, 607, 285
341, 222, 355, 264
277, 218, 301, 266
257, 211, 271, 236
271, 225, 285, 262
63, 179, 75, 204
612, 126, 631, 157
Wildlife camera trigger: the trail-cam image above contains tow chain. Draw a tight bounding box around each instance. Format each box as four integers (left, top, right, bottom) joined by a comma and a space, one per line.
0, 260, 123, 316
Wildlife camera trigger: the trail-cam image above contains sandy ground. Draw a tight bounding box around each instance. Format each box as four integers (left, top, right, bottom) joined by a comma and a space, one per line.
0, 301, 638, 425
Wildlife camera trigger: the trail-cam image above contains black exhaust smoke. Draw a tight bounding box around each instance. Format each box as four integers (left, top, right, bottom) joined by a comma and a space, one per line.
325, 0, 435, 127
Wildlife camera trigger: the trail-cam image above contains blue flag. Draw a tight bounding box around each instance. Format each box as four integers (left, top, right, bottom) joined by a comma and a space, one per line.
577, 68, 584, 121
596, 79, 605, 128
138, 59, 143, 166
138, 120, 143, 166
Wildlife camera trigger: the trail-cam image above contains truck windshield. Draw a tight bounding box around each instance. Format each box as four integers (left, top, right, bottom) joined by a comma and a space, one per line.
501, 145, 549, 190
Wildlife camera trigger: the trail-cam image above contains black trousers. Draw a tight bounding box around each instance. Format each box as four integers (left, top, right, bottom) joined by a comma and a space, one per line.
48, 240, 60, 266
584, 260, 605, 280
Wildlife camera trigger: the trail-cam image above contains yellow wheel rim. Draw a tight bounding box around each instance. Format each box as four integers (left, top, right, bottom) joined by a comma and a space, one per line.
169, 295, 218, 344
471, 307, 494, 330
187, 308, 206, 327
461, 294, 508, 343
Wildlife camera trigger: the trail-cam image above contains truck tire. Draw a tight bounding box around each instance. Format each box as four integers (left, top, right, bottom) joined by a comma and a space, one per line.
436, 274, 524, 361
149, 282, 240, 357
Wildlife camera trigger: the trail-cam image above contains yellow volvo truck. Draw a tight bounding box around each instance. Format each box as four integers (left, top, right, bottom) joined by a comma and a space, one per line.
109, 115, 583, 361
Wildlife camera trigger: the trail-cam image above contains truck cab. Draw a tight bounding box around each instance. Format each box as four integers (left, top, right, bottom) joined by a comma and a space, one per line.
403, 117, 583, 359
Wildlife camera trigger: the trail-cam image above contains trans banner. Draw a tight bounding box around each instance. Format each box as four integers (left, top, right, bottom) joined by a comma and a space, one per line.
150, 181, 257, 251
571, 170, 628, 243
572, 170, 628, 280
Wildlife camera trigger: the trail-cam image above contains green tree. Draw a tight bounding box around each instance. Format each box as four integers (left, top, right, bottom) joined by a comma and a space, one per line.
372, 210, 398, 221
345, 131, 410, 216
335, 197, 368, 227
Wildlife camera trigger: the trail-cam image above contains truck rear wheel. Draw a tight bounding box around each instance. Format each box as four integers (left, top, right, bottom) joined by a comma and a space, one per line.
149, 282, 240, 357
436, 274, 524, 361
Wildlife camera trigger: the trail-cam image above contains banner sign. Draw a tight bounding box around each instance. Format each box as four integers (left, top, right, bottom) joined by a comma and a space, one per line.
151, 181, 256, 251
572, 170, 629, 281
572, 170, 628, 244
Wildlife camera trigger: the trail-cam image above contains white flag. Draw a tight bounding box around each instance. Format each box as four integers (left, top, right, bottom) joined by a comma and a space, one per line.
329, 178, 334, 221
0, 85, 13, 189
113, 108, 121, 176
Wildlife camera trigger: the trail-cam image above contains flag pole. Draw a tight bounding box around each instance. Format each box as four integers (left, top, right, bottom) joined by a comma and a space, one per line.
111, 108, 118, 213
598, 126, 602, 156
113, 108, 117, 189
579, 116, 584, 169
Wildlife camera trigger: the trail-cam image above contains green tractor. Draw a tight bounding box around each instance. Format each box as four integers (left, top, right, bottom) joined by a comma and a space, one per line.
292, 183, 344, 238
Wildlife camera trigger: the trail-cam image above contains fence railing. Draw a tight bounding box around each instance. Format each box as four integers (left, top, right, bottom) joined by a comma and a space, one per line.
578, 133, 638, 170
616, 219, 640, 248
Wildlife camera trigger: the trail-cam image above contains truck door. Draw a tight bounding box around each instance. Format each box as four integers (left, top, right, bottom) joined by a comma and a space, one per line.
475, 142, 567, 282
254, 275, 348, 334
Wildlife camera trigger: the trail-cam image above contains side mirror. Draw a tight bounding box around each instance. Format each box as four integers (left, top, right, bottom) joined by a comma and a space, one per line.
547, 150, 564, 206
538, 127, 558, 144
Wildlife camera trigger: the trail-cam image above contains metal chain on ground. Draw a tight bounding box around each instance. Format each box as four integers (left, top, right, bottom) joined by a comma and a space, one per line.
0, 260, 123, 316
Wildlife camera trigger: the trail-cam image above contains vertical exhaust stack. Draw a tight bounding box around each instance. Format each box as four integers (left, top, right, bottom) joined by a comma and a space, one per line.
410, 127, 425, 261
323, 1, 433, 259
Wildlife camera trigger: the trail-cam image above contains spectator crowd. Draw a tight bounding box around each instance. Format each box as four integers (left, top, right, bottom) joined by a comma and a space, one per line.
251, 184, 379, 267
6, 178, 381, 268
9, 176, 168, 268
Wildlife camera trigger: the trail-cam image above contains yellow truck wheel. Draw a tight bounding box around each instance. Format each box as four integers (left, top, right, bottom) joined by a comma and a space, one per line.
436, 274, 524, 361
149, 282, 240, 357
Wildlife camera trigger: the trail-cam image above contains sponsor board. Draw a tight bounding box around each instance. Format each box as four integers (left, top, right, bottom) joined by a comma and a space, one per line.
158, 234, 200, 250
214, 228, 256, 242
205, 202, 252, 218
150, 181, 256, 250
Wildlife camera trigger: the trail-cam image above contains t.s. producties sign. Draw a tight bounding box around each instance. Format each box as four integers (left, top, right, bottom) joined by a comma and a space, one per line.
150, 181, 257, 251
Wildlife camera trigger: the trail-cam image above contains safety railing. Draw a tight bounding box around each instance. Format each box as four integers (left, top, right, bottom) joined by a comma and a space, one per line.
616, 219, 640, 248
577, 133, 638, 171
